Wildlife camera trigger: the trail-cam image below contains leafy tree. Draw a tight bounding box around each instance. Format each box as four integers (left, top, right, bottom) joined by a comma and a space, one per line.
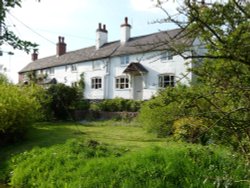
140, 0, 250, 156
0, 0, 39, 53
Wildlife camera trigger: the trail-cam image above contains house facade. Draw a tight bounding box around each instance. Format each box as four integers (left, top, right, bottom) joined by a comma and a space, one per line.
19, 17, 198, 100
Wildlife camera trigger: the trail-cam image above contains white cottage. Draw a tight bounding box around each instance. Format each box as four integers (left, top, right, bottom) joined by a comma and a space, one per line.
19, 17, 197, 100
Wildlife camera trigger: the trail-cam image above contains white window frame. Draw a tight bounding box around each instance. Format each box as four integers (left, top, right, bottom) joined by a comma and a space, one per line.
92, 61, 102, 70
91, 77, 102, 89
120, 55, 130, 66
158, 74, 175, 88
115, 76, 130, 89
161, 51, 173, 62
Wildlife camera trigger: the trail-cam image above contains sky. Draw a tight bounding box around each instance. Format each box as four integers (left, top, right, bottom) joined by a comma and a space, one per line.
0, 0, 181, 83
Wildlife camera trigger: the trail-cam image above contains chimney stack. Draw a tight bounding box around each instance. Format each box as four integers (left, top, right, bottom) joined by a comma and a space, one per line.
96, 23, 108, 50
31, 49, 38, 61
56, 36, 66, 56
120, 17, 131, 44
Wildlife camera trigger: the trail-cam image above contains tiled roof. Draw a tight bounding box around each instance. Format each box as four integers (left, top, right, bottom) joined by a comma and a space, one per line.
19, 28, 193, 73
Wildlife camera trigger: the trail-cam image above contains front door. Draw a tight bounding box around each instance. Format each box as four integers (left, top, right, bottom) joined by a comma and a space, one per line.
133, 76, 143, 100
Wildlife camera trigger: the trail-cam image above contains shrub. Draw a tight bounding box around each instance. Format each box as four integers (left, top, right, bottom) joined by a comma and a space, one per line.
90, 98, 142, 112
47, 83, 81, 120
138, 86, 189, 137
0, 85, 42, 145
172, 117, 210, 144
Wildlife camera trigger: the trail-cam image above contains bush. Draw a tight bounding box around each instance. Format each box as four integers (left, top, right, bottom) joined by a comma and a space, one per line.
172, 117, 210, 144
90, 98, 142, 112
47, 83, 81, 120
9, 141, 249, 187
0, 85, 43, 145
138, 86, 190, 137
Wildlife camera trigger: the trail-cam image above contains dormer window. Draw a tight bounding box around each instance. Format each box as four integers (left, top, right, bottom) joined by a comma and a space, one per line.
161, 51, 173, 62
120, 55, 130, 66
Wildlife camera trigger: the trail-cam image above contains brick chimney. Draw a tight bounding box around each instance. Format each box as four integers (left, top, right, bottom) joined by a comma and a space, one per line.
56, 36, 66, 56
120, 17, 131, 44
31, 49, 38, 61
96, 23, 108, 50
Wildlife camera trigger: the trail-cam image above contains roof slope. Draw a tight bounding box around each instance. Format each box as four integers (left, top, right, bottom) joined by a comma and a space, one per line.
19, 28, 192, 73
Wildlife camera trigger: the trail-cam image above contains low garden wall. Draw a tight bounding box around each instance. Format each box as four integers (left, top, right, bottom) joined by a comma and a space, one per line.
74, 110, 138, 121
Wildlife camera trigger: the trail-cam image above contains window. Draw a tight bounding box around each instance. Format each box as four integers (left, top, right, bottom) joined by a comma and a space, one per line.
48, 68, 54, 75
159, 74, 175, 88
93, 61, 102, 70
65, 65, 68, 72
120, 55, 130, 66
161, 51, 173, 61
91, 77, 102, 89
71, 64, 77, 72
116, 76, 129, 89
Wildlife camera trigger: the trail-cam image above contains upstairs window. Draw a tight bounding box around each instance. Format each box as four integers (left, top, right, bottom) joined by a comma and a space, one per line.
48, 67, 54, 75
91, 77, 102, 89
161, 51, 173, 62
120, 55, 130, 66
116, 76, 129, 89
159, 74, 175, 88
71, 64, 77, 72
93, 61, 102, 70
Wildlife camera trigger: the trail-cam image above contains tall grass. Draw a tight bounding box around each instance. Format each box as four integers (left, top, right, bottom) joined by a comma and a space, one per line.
9, 139, 249, 188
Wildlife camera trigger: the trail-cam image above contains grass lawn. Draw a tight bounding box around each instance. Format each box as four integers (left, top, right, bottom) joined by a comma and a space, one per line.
1, 120, 167, 156
0, 120, 249, 188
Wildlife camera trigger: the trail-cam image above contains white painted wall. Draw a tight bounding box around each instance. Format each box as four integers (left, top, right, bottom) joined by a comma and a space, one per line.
38, 50, 192, 100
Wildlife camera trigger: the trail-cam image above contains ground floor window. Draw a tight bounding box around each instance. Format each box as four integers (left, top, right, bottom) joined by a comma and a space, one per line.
91, 77, 102, 89
159, 74, 175, 88
115, 76, 129, 89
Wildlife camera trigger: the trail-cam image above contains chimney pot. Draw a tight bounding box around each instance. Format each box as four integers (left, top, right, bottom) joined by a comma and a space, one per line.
120, 17, 131, 44
125, 17, 128, 24
57, 36, 66, 56
96, 22, 108, 49
31, 49, 38, 61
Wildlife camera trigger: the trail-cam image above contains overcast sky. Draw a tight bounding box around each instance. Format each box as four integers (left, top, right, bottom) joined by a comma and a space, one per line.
0, 0, 180, 83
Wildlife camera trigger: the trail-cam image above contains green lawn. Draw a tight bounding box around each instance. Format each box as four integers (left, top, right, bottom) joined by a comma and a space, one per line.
0, 120, 249, 188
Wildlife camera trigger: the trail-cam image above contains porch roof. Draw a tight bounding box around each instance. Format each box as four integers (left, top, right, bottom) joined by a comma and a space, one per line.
123, 62, 148, 74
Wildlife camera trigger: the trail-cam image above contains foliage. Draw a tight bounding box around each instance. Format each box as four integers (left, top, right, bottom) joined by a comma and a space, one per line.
77, 72, 85, 97
23, 84, 51, 121
8, 139, 249, 188
47, 83, 81, 120
74, 99, 90, 111
172, 117, 210, 145
0, 73, 9, 85
0, 84, 43, 145
148, 0, 250, 157
90, 98, 142, 112
138, 85, 195, 137
0, 0, 38, 53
